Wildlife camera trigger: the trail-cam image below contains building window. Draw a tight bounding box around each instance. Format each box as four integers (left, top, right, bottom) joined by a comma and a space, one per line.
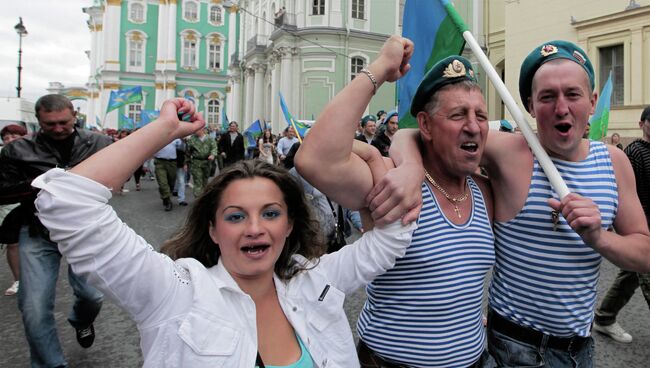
209, 5, 223, 25
129, 2, 145, 23
207, 34, 223, 70
183, 0, 199, 22
126, 31, 146, 72
350, 56, 365, 81
181, 32, 199, 69
312, 0, 325, 15
352, 0, 365, 19
128, 102, 142, 123
207, 99, 220, 126
599, 45, 624, 106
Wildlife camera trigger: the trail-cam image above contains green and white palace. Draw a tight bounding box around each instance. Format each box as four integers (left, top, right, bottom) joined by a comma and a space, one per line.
83, 0, 238, 130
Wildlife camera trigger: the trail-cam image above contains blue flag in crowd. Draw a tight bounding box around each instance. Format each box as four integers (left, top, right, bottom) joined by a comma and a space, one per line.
138, 109, 160, 128
243, 119, 263, 147
222, 110, 230, 131
279, 92, 308, 138
120, 114, 135, 130
106, 86, 143, 113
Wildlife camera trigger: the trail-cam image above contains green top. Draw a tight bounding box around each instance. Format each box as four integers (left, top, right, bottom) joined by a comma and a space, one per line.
258, 335, 314, 368
185, 135, 218, 161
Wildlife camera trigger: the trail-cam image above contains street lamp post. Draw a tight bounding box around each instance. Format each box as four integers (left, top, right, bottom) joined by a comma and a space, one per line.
15, 17, 28, 98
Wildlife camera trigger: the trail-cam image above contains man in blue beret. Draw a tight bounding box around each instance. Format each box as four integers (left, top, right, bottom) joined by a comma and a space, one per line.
355, 114, 378, 144
389, 40, 650, 366
297, 35, 496, 367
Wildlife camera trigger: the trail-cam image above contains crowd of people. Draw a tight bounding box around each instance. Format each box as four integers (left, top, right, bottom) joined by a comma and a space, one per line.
1, 34, 649, 368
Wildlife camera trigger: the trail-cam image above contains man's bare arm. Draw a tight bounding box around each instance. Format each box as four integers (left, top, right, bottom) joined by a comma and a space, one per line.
295, 36, 413, 210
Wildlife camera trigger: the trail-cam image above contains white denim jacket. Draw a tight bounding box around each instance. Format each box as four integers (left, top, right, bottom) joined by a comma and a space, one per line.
33, 169, 416, 368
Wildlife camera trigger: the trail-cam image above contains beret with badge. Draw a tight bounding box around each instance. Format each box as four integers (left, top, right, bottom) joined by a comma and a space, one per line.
410, 55, 478, 116
519, 40, 594, 112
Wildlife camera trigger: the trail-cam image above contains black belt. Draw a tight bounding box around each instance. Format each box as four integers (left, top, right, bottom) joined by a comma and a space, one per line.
155, 158, 175, 162
488, 310, 590, 351
357, 340, 407, 368
357, 339, 486, 368
192, 157, 208, 160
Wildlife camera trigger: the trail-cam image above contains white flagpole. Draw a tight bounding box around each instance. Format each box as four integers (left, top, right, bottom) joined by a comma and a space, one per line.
462, 32, 570, 198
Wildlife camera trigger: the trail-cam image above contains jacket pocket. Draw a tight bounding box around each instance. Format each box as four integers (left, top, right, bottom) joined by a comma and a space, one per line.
307, 286, 346, 331
177, 310, 241, 367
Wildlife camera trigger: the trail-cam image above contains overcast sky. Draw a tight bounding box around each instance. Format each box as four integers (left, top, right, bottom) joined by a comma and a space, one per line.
0, 1, 91, 103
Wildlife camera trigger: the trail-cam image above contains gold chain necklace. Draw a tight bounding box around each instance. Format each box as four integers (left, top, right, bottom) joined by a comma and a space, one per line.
424, 170, 469, 218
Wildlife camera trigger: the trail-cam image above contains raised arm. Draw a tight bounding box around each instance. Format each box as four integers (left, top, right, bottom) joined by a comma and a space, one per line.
70, 99, 204, 188
295, 35, 413, 210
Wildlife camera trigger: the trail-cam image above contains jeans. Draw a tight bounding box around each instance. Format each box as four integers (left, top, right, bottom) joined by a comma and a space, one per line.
487, 325, 594, 368
18, 227, 103, 368
595, 268, 650, 326
174, 167, 186, 202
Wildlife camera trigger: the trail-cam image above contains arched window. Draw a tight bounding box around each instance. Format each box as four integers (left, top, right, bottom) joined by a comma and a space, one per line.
181, 31, 200, 69
207, 99, 220, 126
183, 0, 199, 22
350, 56, 365, 81
130, 2, 145, 23
126, 31, 147, 72
209, 5, 223, 25
206, 34, 223, 71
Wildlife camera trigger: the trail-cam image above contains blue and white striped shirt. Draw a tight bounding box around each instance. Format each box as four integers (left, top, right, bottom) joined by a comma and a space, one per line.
489, 141, 618, 337
357, 177, 494, 367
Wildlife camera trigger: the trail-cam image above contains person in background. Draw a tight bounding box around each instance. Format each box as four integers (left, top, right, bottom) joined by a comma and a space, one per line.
218, 121, 245, 167
355, 115, 377, 145
0, 124, 28, 296
258, 128, 276, 165
173, 137, 188, 205
371, 111, 398, 157
154, 138, 182, 211
0, 94, 109, 367
276, 127, 299, 166
186, 127, 218, 198
592, 106, 650, 343
376, 110, 387, 126
611, 132, 623, 150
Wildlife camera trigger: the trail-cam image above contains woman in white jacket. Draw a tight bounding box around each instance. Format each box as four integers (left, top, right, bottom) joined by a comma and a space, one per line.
33, 93, 415, 367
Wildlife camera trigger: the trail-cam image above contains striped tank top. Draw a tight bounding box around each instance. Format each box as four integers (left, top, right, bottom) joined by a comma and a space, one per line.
357, 176, 494, 368
489, 140, 618, 337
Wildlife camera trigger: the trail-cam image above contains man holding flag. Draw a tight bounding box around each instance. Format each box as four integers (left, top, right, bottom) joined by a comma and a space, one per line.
297, 35, 496, 367
390, 40, 650, 366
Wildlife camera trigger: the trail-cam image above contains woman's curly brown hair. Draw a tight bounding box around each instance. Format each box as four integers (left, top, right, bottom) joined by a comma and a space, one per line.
161, 160, 326, 280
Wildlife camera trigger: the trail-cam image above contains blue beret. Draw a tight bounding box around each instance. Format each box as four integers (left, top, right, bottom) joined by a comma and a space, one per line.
519, 40, 594, 112
410, 55, 478, 116
361, 114, 377, 127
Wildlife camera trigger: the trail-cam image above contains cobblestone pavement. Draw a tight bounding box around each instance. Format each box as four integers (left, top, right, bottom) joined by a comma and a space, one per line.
0, 176, 648, 367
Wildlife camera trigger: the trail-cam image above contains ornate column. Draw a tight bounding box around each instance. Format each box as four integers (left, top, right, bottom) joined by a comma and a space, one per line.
166, 1, 178, 100
103, 0, 122, 72
244, 67, 255, 126
252, 63, 266, 123
269, 50, 281, 133
279, 47, 292, 106
229, 67, 242, 123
